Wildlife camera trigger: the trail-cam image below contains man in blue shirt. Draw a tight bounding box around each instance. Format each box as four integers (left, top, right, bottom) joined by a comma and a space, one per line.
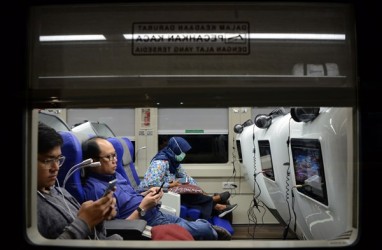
82, 136, 231, 240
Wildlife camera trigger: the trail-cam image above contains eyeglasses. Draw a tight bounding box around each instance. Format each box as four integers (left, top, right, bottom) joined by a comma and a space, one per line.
39, 155, 66, 169
99, 153, 117, 162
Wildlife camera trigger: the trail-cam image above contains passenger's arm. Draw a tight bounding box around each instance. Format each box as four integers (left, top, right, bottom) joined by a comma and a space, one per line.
176, 165, 197, 185
57, 192, 116, 239
125, 188, 163, 220
77, 192, 116, 228
145, 160, 169, 187
58, 218, 93, 239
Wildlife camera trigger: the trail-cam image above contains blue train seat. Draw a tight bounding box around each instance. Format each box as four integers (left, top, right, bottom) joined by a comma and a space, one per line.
108, 136, 180, 216
113, 137, 233, 234
57, 131, 90, 203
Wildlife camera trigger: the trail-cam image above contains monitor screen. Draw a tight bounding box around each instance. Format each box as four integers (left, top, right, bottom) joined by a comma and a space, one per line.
291, 138, 328, 205
258, 140, 275, 180
236, 139, 243, 163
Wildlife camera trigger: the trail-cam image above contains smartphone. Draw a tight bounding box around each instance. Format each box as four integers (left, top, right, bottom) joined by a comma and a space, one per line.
103, 179, 117, 197
155, 181, 165, 194
178, 177, 188, 184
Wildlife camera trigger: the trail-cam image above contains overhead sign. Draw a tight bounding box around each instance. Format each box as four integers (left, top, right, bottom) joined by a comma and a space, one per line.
132, 22, 249, 55
185, 129, 204, 133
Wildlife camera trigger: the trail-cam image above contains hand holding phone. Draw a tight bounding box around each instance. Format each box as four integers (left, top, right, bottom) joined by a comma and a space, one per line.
103, 179, 117, 197
155, 181, 165, 195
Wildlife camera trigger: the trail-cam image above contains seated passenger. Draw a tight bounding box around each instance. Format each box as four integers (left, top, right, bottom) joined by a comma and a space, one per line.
139, 136, 238, 219
81, 136, 232, 240
37, 122, 122, 240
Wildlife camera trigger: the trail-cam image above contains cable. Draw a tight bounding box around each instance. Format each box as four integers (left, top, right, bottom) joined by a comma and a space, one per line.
38, 186, 76, 221
224, 136, 239, 195
38, 184, 101, 240
55, 179, 76, 220
292, 187, 297, 233
246, 123, 268, 239
252, 124, 263, 210
247, 198, 266, 239
287, 117, 298, 235
283, 161, 292, 240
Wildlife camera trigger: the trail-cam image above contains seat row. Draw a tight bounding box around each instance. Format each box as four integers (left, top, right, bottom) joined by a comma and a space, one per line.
57, 131, 233, 236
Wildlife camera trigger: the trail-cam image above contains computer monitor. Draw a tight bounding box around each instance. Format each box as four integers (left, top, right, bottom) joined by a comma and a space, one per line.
236, 139, 243, 163
258, 140, 275, 181
291, 138, 328, 205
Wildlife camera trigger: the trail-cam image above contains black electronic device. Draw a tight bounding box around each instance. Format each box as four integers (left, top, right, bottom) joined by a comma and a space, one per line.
291, 138, 328, 205
155, 181, 165, 194
103, 179, 117, 197
258, 140, 275, 181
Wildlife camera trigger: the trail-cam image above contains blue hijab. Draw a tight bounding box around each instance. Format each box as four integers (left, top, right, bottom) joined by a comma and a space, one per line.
151, 137, 191, 174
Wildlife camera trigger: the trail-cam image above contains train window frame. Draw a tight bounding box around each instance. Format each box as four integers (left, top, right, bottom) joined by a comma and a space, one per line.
24, 2, 359, 249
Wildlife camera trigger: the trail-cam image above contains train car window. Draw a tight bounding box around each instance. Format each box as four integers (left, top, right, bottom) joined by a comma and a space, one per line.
158, 134, 228, 163
29, 2, 355, 107
158, 108, 228, 133
158, 108, 228, 163
67, 109, 135, 139
25, 2, 358, 249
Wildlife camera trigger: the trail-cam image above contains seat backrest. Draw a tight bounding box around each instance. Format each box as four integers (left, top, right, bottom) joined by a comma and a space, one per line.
107, 136, 139, 187
109, 136, 141, 190
58, 133, 184, 219
106, 137, 130, 181
57, 131, 90, 203
59, 133, 130, 204
119, 137, 141, 189
109, 136, 181, 216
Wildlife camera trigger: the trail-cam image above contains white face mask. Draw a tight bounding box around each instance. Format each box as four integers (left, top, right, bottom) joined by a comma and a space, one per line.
175, 152, 186, 162
173, 138, 186, 162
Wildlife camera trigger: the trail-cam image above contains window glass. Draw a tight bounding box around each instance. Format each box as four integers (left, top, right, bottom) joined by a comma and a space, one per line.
67, 108, 135, 137
158, 134, 228, 163
158, 108, 228, 163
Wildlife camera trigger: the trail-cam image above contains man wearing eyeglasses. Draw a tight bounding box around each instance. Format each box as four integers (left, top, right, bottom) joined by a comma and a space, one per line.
82, 136, 232, 240
37, 122, 122, 240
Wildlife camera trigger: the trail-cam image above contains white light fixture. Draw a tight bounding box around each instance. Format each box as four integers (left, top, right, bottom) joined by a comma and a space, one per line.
123, 33, 345, 41
249, 33, 345, 40
40, 33, 345, 42
39, 35, 106, 42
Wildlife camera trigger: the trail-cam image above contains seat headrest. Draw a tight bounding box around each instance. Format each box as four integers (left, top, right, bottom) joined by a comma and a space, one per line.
57, 131, 90, 203
106, 137, 129, 181
116, 137, 140, 189
118, 137, 132, 165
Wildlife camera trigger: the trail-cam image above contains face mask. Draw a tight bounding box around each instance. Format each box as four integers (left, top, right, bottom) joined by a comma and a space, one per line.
172, 138, 186, 162
175, 152, 186, 162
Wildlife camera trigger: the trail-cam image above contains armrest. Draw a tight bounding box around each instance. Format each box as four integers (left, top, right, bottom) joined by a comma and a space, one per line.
105, 219, 150, 240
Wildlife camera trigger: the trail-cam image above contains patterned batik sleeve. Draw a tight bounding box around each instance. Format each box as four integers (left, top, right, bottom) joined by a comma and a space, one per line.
177, 165, 198, 185
143, 160, 168, 187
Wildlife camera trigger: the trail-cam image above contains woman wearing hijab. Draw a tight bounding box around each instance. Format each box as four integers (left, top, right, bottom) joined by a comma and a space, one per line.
139, 137, 238, 219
